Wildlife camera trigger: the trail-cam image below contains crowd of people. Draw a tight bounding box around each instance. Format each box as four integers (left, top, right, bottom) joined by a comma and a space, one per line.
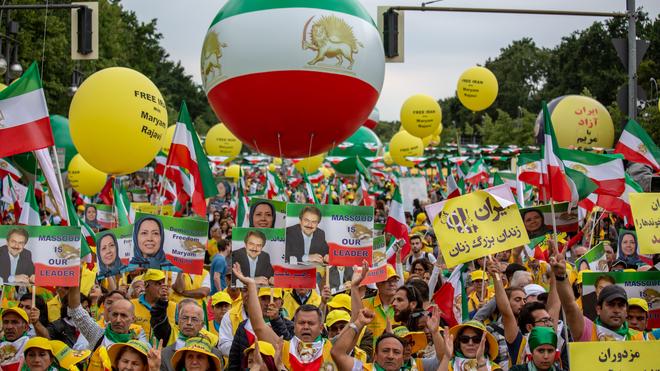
0, 155, 657, 371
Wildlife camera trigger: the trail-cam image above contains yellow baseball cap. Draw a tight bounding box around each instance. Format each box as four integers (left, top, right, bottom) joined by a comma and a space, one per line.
470, 270, 488, 282
258, 288, 283, 299
143, 269, 165, 282
244, 341, 275, 357
327, 294, 351, 312
2, 307, 28, 323
393, 326, 428, 354
325, 310, 351, 327
386, 264, 399, 280
50, 340, 91, 369
628, 298, 649, 312
211, 291, 232, 306
24, 337, 53, 354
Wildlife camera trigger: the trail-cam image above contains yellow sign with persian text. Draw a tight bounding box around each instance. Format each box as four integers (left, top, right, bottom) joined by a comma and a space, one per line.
568, 340, 660, 371
130, 203, 174, 216
629, 193, 660, 254
427, 190, 529, 268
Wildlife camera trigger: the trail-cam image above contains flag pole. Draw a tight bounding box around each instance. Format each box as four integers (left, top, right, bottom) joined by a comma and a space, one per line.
49, 146, 69, 223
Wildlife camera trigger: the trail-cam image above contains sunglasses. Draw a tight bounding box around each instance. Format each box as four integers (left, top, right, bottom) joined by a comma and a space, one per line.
458, 335, 482, 344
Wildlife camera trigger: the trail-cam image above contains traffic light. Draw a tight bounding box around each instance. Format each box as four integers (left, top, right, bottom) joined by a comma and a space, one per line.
383, 8, 399, 58
77, 6, 93, 55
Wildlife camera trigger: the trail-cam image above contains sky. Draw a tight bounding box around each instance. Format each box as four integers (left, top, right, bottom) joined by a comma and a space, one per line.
121, 0, 659, 121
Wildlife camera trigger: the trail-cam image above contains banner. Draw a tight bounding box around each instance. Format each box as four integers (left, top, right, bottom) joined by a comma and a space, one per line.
129, 188, 148, 202
519, 201, 579, 233
360, 235, 388, 286
0, 225, 81, 287
273, 264, 317, 289
426, 186, 530, 268
84, 204, 116, 230
400, 177, 429, 213
131, 203, 174, 217
630, 193, 660, 254
126, 213, 208, 274
96, 224, 133, 280
569, 340, 660, 371
575, 242, 609, 272
243, 198, 287, 228
285, 203, 374, 267
582, 271, 660, 328
231, 227, 285, 287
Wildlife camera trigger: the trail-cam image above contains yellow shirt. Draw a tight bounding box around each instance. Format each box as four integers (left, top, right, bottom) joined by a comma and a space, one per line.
206, 240, 220, 259
467, 288, 494, 313
362, 294, 395, 346
282, 290, 322, 320
130, 296, 177, 339
169, 270, 210, 306
47, 296, 62, 322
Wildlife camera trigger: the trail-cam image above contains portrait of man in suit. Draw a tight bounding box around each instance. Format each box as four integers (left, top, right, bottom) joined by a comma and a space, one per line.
0, 228, 35, 284
232, 230, 273, 286
285, 205, 329, 265
328, 265, 354, 294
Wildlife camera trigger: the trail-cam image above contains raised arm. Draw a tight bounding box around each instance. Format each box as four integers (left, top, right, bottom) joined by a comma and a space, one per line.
549, 252, 584, 339
487, 257, 518, 344
232, 263, 278, 344
331, 308, 374, 371
350, 260, 369, 322
544, 264, 561, 330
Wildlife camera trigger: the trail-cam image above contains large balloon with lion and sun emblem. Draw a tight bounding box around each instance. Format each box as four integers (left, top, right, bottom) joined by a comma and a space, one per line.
201, 0, 385, 158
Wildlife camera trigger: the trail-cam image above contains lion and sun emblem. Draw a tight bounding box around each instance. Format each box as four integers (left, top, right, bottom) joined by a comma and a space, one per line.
303, 15, 362, 70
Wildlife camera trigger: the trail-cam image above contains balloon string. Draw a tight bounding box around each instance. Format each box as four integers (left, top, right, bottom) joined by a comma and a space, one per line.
40, 0, 49, 79
276, 133, 283, 160
307, 133, 314, 159
252, 139, 262, 156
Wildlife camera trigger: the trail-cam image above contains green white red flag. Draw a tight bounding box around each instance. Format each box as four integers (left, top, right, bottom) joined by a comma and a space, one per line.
0, 158, 21, 180
113, 179, 133, 227
18, 183, 40, 226
166, 101, 218, 217
614, 119, 659, 171
235, 169, 249, 227
384, 185, 410, 265
559, 148, 625, 196
540, 102, 572, 202
579, 174, 642, 226
0, 62, 54, 157
302, 169, 319, 204
465, 157, 489, 184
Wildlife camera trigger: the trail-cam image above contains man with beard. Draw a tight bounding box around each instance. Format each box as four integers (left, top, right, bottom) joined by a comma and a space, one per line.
392, 285, 423, 328
0, 308, 31, 370
233, 264, 334, 370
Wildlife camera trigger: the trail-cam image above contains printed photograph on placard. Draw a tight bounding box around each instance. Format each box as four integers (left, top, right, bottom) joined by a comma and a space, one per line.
0, 225, 81, 287
208, 177, 235, 214
519, 202, 578, 237
129, 188, 149, 202
285, 203, 374, 267
96, 224, 133, 280
84, 204, 116, 230
231, 227, 285, 287
617, 229, 653, 267
245, 198, 287, 228
126, 212, 208, 274
575, 242, 609, 273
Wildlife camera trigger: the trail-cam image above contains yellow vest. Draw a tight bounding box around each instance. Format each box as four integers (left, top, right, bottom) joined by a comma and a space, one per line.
467, 287, 495, 312
130, 297, 177, 339
166, 327, 219, 347
86, 326, 145, 371
362, 295, 396, 347
282, 290, 322, 321
228, 301, 246, 336
169, 270, 210, 306
47, 296, 62, 322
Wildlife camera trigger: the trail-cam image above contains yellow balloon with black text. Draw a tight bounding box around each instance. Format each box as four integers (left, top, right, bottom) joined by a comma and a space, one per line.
224, 164, 241, 180
295, 153, 325, 174
400, 94, 441, 138
162, 126, 176, 154
67, 154, 108, 196
456, 66, 498, 111
548, 95, 614, 149
389, 131, 424, 167
204, 123, 242, 161
69, 67, 168, 175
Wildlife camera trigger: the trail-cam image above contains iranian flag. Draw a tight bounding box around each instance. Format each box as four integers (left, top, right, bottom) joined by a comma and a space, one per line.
266, 170, 285, 200
65, 192, 94, 259
465, 158, 489, 184
302, 170, 319, 204
564, 167, 599, 203
493, 171, 517, 194
614, 119, 660, 171
432, 264, 468, 327
18, 183, 40, 226
384, 186, 410, 265
0, 158, 21, 180
540, 102, 572, 202
167, 101, 218, 217
113, 179, 133, 227
307, 170, 324, 184
559, 148, 625, 196
355, 157, 374, 207
517, 152, 542, 187
587, 175, 642, 226
0, 62, 54, 157
446, 172, 463, 199
235, 169, 250, 227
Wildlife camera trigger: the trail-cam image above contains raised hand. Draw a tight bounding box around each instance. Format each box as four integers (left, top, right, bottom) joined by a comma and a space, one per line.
355, 308, 375, 327
441, 326, 454, 359
232, 263, 255, 286
475, 332, 487, 364
549, 250, 567, 277
147, 339, 163, 371
351, 260, 370, 286
28, 307, 40, 325
320, 285, 332, 304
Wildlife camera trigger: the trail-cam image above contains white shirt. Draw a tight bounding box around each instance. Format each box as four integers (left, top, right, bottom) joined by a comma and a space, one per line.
8, 254, 19, 279
248, 256, 258, 277
218, 306, 247, 356
302, 232, 313, 261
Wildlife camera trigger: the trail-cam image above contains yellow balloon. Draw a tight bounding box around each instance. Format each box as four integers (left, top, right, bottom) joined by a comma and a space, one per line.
272, 157, 283, 166
162, 126, 176, 154
384, 152, 393, 166
224, 164, 241, 180
400, 94, 442, 138
67, 154, 107, 196
268, 163, 277, 172
457, 66, 498, 111
320, 167, 333, 178
69, 67, 167, 175
550, 95, 614, 149
295, 153, 326, 174
204, 123, 242, 160
422, 135, 431, 147
433, 122, 443, 136
389, 131, 424, 167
